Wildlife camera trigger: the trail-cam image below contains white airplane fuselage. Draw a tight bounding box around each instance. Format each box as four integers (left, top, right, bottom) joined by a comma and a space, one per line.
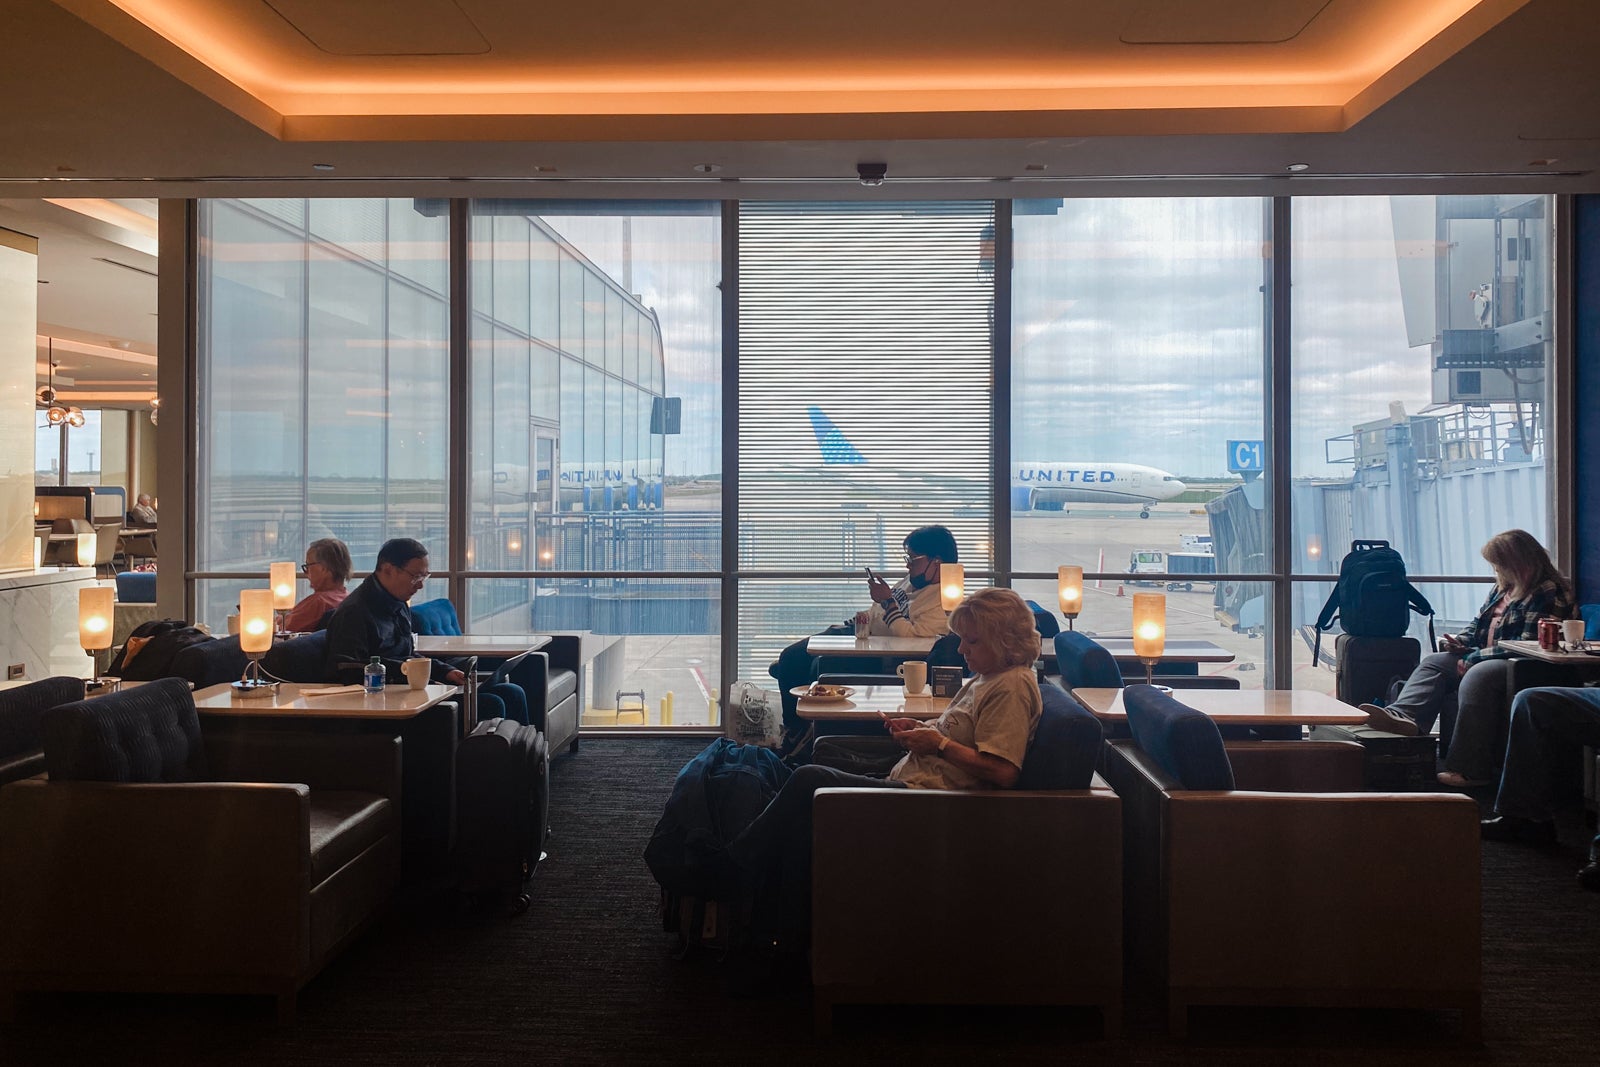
1011, 462, 1186, 511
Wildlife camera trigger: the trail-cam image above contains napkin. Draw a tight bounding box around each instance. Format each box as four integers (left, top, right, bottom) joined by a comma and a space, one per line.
298, 684, 368, 698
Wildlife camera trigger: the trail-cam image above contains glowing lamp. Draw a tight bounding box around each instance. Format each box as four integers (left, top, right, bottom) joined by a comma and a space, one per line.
1057, 566, 1083, 630
1131, 592, 1167, 685
34, 538, 43, 569
270, 562, 296, 609
939, 563, 965, 612
1306, 534, 1323, 564
78, 586, 114, 651
75, 532, 96, 567
234, 589, 278, 696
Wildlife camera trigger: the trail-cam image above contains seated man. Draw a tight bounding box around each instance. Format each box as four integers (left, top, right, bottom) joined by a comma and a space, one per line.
733, 588, 1043, 951
1478, 685, 1600, 890
127, 493, 158, 527
324, 537, 466, 686
771, 524, 959, 756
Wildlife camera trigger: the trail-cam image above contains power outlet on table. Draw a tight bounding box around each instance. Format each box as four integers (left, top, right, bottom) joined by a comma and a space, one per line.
6, 664, 24, 680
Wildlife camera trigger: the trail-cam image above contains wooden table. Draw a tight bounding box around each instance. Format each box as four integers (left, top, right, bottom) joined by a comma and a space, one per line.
806, 635, 937, 659
192, 681, 460, 719
1499, 638, 1600, 665
1069, 637, 1236, 665
1069, 687, 1367, 727
794, 684, 950, 721
415, 634, 551, 660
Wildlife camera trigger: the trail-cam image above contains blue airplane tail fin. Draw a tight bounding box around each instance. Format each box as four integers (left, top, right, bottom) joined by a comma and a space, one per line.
807, 406, 867, 465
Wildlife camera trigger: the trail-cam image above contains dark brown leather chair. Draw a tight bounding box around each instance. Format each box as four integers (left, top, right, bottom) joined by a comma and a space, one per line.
0, 679, 400, 1021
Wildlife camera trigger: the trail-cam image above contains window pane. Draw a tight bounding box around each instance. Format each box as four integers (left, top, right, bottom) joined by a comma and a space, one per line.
738, 201, 994, 682
1012, 197, 1269, 678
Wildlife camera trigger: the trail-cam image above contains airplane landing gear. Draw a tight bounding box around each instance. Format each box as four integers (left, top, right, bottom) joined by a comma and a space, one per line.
1139, 508, 1151, 519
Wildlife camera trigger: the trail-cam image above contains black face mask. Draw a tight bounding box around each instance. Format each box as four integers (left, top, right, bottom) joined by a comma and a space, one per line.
907, 562, 934, 590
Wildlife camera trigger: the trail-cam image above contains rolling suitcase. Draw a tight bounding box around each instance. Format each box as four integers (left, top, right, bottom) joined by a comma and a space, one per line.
456, 717, 549, 913
1334, 633, 1421, 707
1309, 724, 1439, 791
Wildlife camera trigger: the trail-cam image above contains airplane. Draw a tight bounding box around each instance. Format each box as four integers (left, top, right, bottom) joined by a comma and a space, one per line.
807, 405, 1187, 518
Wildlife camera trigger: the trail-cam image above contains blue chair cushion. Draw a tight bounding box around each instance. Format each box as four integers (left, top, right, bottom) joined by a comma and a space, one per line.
262, 630, 331, 682
1122, 683, 1235, 791
411, 598, 462, 636
1582, 603, 1600, 641
114, 571, 157, 604
169, 636, 249, 689
42, 678, 206, 783
1016, 681, 1104, 791
1053, 631, 1124, 689
1025, 600, 1061, 639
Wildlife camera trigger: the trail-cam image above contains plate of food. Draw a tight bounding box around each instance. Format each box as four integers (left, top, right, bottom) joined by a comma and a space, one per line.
790, 684, 855, 703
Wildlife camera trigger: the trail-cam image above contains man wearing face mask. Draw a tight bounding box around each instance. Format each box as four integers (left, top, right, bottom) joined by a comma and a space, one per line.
771, 525, 959, 758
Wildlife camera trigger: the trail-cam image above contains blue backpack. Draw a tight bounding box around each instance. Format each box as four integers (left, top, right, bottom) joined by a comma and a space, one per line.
1313, 540, 1434, 664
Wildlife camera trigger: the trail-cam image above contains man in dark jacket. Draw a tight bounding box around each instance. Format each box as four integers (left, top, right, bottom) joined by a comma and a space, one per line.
324, 537, 466, 685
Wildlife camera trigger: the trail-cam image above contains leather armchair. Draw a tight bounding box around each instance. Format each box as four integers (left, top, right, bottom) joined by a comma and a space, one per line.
810, 683, 1123, 1037
1101, 685, 1482, 1039
0, 679, 400, 1022
499, 636, 581, 755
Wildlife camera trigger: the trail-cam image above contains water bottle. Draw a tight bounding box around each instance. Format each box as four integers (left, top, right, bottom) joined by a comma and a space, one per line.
363, 656, 386, 693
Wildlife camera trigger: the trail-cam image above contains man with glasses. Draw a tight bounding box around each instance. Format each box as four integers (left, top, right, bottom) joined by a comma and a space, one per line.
324, 537, 467, 686
771, 525, 960, 758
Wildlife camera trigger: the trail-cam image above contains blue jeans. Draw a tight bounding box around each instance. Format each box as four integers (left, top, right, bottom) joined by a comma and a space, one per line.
1493, 686, 1600, 821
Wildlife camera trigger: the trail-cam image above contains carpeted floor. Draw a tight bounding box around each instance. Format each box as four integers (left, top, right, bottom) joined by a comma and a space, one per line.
3, 737, 1599, 1065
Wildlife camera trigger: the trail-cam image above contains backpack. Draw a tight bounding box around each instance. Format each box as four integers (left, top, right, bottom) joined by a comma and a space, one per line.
644, 738, 791, 900
108, 618, 215, 680
1313, 540, 1434, 665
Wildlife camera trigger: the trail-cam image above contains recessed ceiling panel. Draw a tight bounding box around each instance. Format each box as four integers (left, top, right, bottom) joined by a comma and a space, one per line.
263, 0, 489, 55
1121, 0, 1332, 45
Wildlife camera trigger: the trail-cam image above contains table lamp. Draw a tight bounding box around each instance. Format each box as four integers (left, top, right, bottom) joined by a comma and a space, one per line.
940, 563, 965, 612
75, 532, 96, 568
234, 588, 278, 696
269, 561, 296, 634
1057, 566, 1083, 630
1131, 592, 1167, 686
78, 586, 116, 691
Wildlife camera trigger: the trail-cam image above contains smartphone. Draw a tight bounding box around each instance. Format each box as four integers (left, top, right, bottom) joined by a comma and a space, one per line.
865, 566, 881, 584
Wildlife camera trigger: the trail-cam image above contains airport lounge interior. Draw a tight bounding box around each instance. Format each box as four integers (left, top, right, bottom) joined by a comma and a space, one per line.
5, 0, 1600, 1062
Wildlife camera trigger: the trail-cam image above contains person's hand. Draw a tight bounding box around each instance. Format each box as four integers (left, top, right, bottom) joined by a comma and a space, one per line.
880, 715, 922, 735
866, 573, 893, 603
1441, 634, 1467, 653
1456, 658, 1470, 678
444, 668, 466, 684
896, 727, 945, 754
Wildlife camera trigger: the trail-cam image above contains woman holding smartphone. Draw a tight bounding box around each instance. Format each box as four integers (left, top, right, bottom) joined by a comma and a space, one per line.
1363, 529, 1573, 787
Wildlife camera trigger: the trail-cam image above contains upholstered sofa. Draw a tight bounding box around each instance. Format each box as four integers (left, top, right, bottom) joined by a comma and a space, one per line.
0, 677, 85, 786
0, 678, 400, 1021
498, 637, 581, 755
1101, 684, 1482, 1038
810, 681, 1123, 1037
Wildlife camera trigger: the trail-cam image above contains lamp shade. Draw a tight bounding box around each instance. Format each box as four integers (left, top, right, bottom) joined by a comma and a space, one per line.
940, 563, 965, 612
1131, 592, 1166, 660
75, 532, 96, 567
238, 589, 275, 655
79, 586, 115, 651
34, 537, 42, 569
270, 562, 297, 610
1057, 565, 1083, 616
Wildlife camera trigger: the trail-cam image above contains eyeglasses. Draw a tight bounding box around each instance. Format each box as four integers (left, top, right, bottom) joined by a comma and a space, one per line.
903, 553, 930, 565
391, 563, 430, 584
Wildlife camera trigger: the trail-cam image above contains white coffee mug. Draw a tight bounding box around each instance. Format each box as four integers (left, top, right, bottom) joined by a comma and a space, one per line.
402, 657, 431, 690
897, 660, 928, 694
1562, 619, 1586, 650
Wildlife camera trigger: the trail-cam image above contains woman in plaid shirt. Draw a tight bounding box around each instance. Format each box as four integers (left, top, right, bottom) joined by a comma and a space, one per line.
1364, 529, 1574, 789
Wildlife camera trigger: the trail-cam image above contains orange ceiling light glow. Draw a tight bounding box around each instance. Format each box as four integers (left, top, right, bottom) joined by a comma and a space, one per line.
56, 0, 1531, 140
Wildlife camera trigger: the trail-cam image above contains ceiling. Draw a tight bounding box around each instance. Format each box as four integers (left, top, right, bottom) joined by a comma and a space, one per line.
4, 0, 1600, 406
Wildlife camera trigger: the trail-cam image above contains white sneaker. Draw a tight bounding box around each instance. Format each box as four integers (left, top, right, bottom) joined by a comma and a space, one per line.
1360, 702, 1419, 736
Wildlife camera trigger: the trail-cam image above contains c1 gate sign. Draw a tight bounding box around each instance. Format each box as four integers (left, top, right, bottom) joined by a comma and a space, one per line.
1227, 440, 1264, 473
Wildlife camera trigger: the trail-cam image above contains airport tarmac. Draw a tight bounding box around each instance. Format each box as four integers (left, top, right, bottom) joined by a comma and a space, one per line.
579, 501, 1344, 731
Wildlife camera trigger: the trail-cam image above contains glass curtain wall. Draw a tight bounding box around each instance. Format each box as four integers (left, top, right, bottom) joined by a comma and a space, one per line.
465, 202, 722, 727
1289, 195, 1553, 693
194, 198, 451, 631
737, 201, 996, 684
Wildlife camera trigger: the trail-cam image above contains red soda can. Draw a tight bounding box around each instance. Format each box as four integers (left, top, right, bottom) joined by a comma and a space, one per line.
1539, 618, 1560, 651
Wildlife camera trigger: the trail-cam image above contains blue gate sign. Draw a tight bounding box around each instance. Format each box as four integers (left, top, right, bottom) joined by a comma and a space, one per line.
1227, 440, 1264, 473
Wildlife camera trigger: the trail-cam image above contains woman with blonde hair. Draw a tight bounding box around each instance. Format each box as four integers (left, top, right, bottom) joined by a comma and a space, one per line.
1364, 529, 1573, 787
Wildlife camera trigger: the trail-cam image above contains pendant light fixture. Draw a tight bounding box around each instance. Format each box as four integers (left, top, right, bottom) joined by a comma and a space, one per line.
38, 338, 71, 426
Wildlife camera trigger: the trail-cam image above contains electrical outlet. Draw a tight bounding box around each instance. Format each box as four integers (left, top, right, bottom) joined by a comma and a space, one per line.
7, 664, 24, 680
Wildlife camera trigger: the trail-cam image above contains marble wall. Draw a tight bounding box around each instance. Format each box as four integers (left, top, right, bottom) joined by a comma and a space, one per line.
0, 568, 97, 680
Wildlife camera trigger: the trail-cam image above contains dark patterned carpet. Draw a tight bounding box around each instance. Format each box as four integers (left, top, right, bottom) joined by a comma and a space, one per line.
3, 737, 1599, 1065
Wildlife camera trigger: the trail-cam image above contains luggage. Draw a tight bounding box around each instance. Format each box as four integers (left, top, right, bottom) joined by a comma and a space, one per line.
1313, 540, 1434, 664
1334, 633, 1422, 707
455, 717, 548, 913
658, 890, 756, 957
1309, 723, 1440, 791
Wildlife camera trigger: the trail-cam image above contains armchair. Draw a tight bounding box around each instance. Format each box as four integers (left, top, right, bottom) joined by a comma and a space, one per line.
496, 636, 581, 755
0, 677, 85, 786
810, 682, 1122, 1037
0, 678, 400, 1022
1101, 685, 1481, 1038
